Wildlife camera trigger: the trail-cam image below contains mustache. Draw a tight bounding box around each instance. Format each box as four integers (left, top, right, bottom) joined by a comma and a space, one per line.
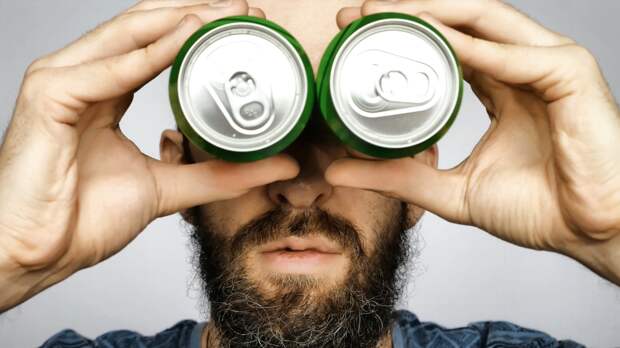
230, 207, 366, 258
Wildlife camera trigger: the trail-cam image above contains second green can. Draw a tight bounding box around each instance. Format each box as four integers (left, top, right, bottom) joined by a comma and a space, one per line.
170, 16, 315, 162
317, 13, 464, 158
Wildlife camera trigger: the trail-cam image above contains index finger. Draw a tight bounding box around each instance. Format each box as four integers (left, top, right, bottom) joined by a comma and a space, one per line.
419, 13, 584, 100
31, 0, 254, 71
339, 0, 571, 46
25, 13, 204, 121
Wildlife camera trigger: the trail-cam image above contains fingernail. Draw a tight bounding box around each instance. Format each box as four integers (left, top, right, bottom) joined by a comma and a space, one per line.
207, 0, 232, 7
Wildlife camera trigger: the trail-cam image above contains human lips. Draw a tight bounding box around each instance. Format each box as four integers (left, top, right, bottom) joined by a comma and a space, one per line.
256, 236, 346, 274
259, 235, 341, 254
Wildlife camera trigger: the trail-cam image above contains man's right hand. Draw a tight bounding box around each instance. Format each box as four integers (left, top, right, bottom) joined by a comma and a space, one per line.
0, 0, 298, 312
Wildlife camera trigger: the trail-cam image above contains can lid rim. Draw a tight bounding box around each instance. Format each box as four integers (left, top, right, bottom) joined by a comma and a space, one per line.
177, 21, 309, 153
329, 17, 461, 149
169, 16, 315, 162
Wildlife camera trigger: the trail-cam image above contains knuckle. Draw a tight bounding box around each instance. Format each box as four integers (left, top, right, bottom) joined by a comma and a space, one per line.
133, 0, 156, 11
171, 6, 187, 17
140, 45, 160, 78
159, 7, 189, 25
19, 69, 71, 120
102, 56, 129, 91
559, 44, 601, 84
565, 44, 598, 68
20, 68, 49, 100
25, 57, 52, 75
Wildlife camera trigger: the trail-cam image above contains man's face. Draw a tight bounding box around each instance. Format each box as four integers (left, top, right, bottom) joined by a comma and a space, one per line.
160, 1, 438, 346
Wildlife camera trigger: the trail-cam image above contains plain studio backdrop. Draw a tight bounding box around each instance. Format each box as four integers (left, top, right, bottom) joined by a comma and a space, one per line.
1, 1, 619, 347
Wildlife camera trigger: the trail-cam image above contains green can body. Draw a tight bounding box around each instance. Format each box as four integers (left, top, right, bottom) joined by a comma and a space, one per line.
317, 13, 464, 158
169, 16, 315, 162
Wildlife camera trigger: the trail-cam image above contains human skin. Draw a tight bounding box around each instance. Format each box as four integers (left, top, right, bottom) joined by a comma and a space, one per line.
0, 0, 618, 330
162, 0, 432, 319
328, 0, 620, 286
0, 0, 300, 312
163, 2, 620, 345
165, 0, 620, 294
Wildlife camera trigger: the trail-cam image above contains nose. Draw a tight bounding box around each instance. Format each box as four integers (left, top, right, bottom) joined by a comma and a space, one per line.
267, 141, 333, 209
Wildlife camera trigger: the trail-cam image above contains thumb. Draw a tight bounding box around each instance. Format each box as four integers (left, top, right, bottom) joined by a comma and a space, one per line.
152, 154, 300, 216
325, 156, 469, 224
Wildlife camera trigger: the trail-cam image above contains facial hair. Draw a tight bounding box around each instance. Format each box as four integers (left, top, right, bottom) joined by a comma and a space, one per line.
188, 204, 413, 348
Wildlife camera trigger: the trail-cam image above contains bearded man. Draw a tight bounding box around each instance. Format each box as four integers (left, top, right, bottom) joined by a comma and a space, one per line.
1, 0, 619, 347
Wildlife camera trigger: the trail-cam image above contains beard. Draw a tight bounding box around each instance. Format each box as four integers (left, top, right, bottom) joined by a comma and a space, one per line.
188, 203, 414, 348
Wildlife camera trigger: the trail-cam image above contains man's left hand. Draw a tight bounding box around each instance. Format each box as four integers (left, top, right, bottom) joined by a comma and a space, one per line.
326, 0, 620, 285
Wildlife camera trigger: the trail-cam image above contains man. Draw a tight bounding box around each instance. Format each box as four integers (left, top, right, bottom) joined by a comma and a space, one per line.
0, 0, 618, 347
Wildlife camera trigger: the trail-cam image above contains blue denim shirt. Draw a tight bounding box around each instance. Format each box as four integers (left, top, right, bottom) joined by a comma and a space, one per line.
41, 310, 584, 347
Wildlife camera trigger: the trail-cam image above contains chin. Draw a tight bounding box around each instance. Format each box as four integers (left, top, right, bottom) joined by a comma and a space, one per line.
189, 204, 412, 348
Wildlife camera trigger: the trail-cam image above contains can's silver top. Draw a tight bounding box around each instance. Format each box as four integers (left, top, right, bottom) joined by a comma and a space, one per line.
330, 18, 460, 149
178, 22, 308, 152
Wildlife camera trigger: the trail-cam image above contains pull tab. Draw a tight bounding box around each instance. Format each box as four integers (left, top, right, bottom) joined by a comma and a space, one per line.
224, 72, 274, 132
204, 71, 275, 136
349, 49, 441, 119
376, 70, 434, 104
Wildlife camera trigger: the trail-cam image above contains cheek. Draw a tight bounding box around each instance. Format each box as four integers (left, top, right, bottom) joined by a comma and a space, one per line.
325, 187, 402, 256
200, 187, 274, 238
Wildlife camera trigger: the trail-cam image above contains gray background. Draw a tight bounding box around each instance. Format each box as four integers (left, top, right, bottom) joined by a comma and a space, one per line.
1, 1, 619, 347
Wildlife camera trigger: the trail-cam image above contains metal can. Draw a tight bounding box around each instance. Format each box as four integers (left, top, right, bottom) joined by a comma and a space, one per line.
317, 13, 463, 158
170, 16, 315, 162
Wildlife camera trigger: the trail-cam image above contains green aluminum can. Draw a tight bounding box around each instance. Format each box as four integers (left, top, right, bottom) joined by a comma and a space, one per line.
317, 13, 463, 158
170, 16, 315, 162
